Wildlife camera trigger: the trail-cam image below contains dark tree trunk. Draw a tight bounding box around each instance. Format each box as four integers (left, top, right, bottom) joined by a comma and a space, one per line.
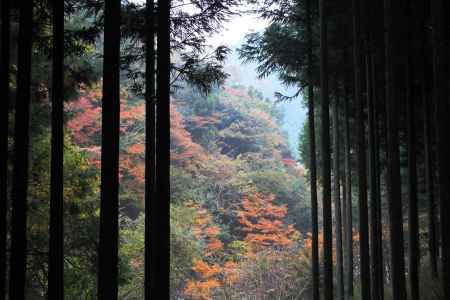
319, 0, 333, 299
431, 0, 450, 297
370, 52, 384, 300
8, 1, 33, 299
144, 0, 156, 299
343, 76, 353, 299
423, 78, 438, 278
368, 53, 382, 300
153, 0, 171, 297
98, 0, 121, 298
48, 0, 65, 298
0, 0, 10, 298
406, 2, 419, 299
306, 0, 320, 298
353, 0, 371, 298
333, 82, 344, 300
384, 0, 407, 298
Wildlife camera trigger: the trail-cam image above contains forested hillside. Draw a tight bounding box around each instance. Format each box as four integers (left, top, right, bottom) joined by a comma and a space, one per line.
24, 81, 311, 298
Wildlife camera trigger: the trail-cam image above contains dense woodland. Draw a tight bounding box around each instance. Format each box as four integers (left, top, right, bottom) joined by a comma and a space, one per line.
1, 0, 450, 299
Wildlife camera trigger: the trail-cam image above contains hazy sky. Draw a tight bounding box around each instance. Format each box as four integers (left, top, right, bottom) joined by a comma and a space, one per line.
208, 13, 269, 48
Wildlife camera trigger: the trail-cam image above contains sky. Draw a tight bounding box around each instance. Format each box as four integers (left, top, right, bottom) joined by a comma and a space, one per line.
130, 0, 306, 158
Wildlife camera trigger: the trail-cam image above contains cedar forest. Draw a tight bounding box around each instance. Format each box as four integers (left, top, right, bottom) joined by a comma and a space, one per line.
1, 0, 450, 300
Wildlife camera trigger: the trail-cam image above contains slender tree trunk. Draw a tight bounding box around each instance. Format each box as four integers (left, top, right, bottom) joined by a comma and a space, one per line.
420, 0, 437, 278
353, 0, 371, 298
98, 0, 121, 298
423, 80, 438, 278
370, 52, 384, 300
431, 0, 450, 297
8, 2, 33, 299
319, 1, 333, 298
368, 53, 382, 300
48, 0, 65, 298
306, 0, 320, 298
0, 1, 10, 298
384, 0, 407, 298
333, 82, 344, 300
406, 2, 419, 299
154, 0, 171, 297
343, 76, 353, 299
145, 0, 156, 299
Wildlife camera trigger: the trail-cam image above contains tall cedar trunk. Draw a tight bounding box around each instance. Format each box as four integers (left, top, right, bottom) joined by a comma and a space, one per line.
154, 0, 171, 296
370, 52, 384, 300
372, 1, 386, 294
306, 0, 320, 298
98, 0, 121, 298
319, 0, 333, 298
343, 77, 353, 299
406, 1, 419, 299
8, 2, 33, 299
0, 0, 10, 298
367, 1, 384, 293
423, 76, 438, 278
48, 0, 65, 298
353, 0, 371, 298
341, 150, 348, 294
333, 84, 344, 300
384, 0, 407, 298
368, 53, 382, 300
431, 0, 450, 297
144, 0, 156, 299
420, 0, 437, 278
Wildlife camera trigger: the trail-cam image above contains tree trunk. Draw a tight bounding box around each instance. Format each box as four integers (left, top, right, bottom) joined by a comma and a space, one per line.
370, 52, 384, 300
0, 0, 10, 298
368, 53, 382, 300
431, 0, 450, 297
423, 79, 438, 278
154, 0, 171, 297
8, 1, 33, 299
48, 0, 65, 298
333, 80, 344, 300
306, 0, 320, 298
145, 0, 156, 299
353, 0, 371, 298
406, 2, 419, 299
384, 0, 407, 298
319, 0, 333, 298
98, 0, 121, 298
343, 76, 353, 299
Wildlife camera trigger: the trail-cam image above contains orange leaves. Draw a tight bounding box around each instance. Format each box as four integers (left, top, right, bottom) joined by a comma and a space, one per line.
127, 143, 144, 154
170, 103, 208, 169
237, 192, 299, 251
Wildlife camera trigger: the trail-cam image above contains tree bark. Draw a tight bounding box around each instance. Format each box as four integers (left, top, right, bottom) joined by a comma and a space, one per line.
153, 0, 171, 297
431, 0, 450, 297
343, 76, 353, 300
306, 0, 320, 298
406, 2, 419, 299
8, 2, 33, 299
333, 81, 344, 300
319, 0, 333, 299
48, 0, 65, 298
145, 0, 156, 299
384, 0, 407, 298
353, 0, 371, 298
98, 0, 121, 298
0, 0, 10, 298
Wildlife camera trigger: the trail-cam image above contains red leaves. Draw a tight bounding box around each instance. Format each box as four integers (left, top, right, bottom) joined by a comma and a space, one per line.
237, 192, 298, 251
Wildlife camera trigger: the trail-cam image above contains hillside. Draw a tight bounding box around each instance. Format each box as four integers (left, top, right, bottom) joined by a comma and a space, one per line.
62, 82, 311, 298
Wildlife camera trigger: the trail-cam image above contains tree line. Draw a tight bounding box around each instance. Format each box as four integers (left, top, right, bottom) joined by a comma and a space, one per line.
0, 0, 171, 299
239, 0, 450, 299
